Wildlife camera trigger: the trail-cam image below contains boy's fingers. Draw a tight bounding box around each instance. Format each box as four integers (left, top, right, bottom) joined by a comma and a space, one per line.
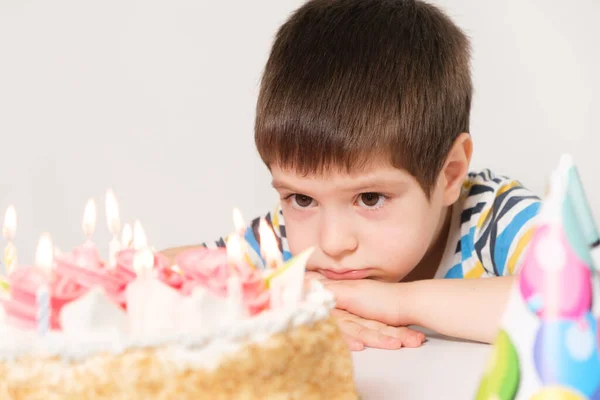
354, 318, 425, 348
346, 321, 405, 350
319, 281, 357, 310
378, 325, 426, 348
342, 334, 365, 351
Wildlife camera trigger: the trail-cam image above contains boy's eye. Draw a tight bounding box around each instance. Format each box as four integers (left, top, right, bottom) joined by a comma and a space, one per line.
291, 194, 316, 208
357, 192, 385, 209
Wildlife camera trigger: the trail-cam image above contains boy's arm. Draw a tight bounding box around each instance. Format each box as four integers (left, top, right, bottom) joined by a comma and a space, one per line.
161, 245, 204, 264
321, 275, 514, 344
405, 276, 514, 343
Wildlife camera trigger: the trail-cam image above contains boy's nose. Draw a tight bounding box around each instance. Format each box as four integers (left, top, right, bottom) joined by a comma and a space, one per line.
318, 216, 358, 259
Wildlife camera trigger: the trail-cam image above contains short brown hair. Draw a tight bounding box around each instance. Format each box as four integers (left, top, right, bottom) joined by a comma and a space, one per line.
255, 0, 472, 194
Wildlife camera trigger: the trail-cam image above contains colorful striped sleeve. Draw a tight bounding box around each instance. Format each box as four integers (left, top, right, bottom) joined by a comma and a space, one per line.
472, 175, 541, 276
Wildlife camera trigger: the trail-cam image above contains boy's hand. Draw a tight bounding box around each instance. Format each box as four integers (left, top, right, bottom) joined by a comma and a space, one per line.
332, 308, 425, 351
312, 272, 516, 344
306, 272, 425, 350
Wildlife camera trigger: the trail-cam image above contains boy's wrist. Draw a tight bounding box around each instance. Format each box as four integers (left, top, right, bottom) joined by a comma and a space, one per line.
392, 280, 423, 327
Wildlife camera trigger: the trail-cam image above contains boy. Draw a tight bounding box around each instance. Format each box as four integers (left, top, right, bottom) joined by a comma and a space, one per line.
165, 0, 540, 351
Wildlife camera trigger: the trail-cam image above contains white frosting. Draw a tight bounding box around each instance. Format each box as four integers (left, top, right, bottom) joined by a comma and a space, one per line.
126, 277, 183, 341
0, 279, 335, 372
60, 287, 128, 337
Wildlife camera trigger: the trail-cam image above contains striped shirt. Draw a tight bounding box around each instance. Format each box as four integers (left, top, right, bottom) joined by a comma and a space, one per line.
205, 170, 541, 279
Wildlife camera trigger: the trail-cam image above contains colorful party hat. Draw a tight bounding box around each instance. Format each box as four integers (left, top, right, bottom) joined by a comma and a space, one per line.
476, 155, 600, 400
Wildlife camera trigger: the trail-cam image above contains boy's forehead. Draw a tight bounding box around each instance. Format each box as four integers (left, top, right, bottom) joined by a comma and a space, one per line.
270, 161, 415, 189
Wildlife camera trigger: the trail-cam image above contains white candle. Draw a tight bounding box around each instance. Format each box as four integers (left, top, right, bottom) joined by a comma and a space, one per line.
259, 217, 283, 270
121, 223, 133, 249
126, 246, 153, 340
125, 225, 180, 341
132, 220, 147, 250
3, 205, 17, 275
268, 247, 314, 308
35, 233, 54, 336
231, 208, 257, 268
36, 285, 50, 336
82, 198, 97, 242
105, 189, 122, 268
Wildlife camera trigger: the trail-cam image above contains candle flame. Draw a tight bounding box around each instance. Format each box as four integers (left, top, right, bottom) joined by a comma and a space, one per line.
259, 217, 282, 269
3, 205, 16, 241
35, 233, 54, 274
132, 220, 147, 249
105, 189, 121, 236
226, 234, 245, 266
82, 198, 97, 239
121, 223, 133, 248
232, 208, 246, 235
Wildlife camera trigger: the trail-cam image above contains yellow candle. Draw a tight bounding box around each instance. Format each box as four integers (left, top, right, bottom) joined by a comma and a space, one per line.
3, 205, 17, 275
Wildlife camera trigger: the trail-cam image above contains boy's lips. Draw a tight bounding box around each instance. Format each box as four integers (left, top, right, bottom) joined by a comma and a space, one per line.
317, 268, 372, 280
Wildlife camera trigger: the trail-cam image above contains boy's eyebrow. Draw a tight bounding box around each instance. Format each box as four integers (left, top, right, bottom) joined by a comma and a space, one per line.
271, 179, 293, 190
271, 177, 406, 192
339, 178, 407, 192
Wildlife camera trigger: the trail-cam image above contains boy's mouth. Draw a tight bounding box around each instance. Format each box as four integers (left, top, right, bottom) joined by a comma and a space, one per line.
317, 268, 372, 280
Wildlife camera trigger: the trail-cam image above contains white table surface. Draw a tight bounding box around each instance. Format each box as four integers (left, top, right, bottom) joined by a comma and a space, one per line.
352, 331, 491, 399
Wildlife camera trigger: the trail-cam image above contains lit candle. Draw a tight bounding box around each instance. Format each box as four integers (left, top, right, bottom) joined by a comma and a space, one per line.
231, 208, 257, 268
125, 223, 181, 341
226, 234, 245, 267
133, 246, 154, 280
132, 220, 147, 250
82, 198, 97, 242
232, 208, 245, 236
267, 247, 314, 308
72, 198, 102, 269
35, 233, 54, 336
3, 205, 17, 275
121, 222, 133, 249
105, 189, 122, 268
259, 217, 283, 269
224, 235, 246, 318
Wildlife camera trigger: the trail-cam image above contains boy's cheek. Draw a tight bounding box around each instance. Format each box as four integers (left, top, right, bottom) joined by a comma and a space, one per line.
285, 220, 319, 257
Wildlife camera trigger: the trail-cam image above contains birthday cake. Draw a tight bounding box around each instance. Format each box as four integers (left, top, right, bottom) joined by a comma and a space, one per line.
0, 196, 357, 399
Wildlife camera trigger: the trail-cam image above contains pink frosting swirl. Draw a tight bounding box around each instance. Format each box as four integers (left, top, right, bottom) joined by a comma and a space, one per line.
54, 252, 129, 309
115, 248, 171, 282
175, 247, 269, 315
0, 266, 87, 330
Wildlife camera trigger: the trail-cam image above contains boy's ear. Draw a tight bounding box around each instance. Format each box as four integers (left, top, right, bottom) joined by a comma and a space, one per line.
440, 132, 473, 205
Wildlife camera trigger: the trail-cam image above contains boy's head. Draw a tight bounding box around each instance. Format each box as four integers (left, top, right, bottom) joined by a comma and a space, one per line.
255, 0, 473, 282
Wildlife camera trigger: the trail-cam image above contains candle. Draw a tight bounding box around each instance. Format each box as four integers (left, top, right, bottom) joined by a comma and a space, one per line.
35, 233, 54, 336
106, 189, 122, 268
258, 217, 282, 269
82, 198, 97, 241
232, 208, 245, 236
3, 205, 17, 275
73, 198, 102, 269
231, 208, 257, 269
121, 223, 133, 249
226, 234, 245, 268
267, 247, 314, 308
125, 223, 181, 341
132, 220, 147, 250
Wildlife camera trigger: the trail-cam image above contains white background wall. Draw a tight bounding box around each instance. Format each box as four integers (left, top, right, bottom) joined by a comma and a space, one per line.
0, 0, 598, 265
